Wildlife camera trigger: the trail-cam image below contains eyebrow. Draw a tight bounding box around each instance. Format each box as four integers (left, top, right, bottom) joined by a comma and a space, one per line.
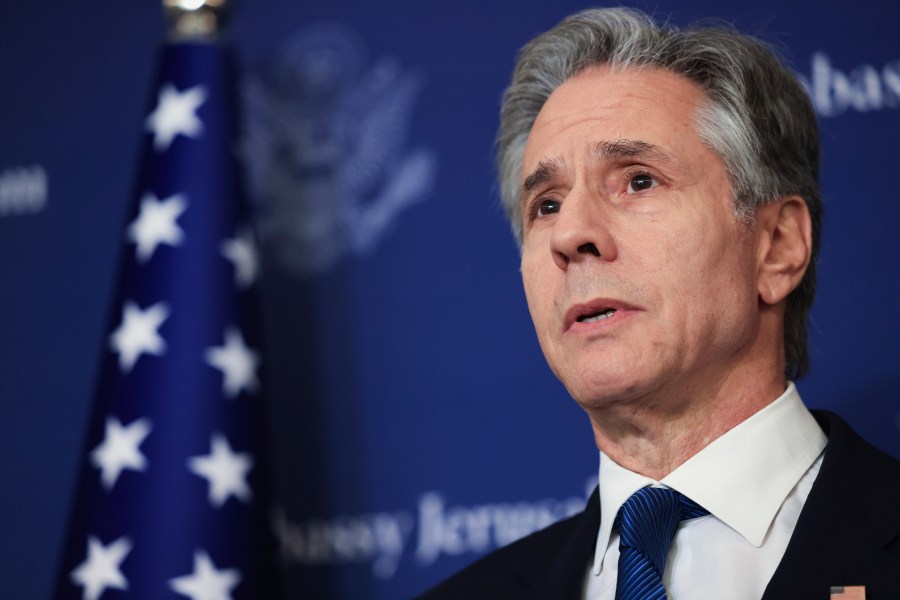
521, 157, 565, 201
592, 139, 671, 162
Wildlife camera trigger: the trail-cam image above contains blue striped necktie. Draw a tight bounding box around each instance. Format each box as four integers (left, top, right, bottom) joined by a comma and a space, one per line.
614, 486, 709, 600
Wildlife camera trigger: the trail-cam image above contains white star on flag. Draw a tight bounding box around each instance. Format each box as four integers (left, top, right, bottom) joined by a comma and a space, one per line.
145, 83, 207, 152
90, 416, 152, 491
127, 192, 188, 263
188, 433, 254, 507
169, 550, 242, 600
204, 327, 260, 398
220, 228, 259, 289
70, 535, 133, 600
109, 300, 170, 373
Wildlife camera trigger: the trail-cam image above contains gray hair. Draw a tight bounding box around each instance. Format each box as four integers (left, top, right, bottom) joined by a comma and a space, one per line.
497, 7, 822, 379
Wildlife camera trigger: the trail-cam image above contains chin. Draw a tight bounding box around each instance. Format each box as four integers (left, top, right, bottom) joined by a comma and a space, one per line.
561, 366, 655, 410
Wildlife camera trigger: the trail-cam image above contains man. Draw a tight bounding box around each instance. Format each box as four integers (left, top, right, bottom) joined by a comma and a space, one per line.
421, 7, 900, 600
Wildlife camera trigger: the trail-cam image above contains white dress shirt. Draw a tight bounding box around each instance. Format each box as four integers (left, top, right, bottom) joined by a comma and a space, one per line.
584, 382, 827, 600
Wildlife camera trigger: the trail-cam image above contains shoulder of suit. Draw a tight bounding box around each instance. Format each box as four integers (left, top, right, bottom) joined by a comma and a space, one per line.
812, 409, 900, 539
813, 409, 900, 479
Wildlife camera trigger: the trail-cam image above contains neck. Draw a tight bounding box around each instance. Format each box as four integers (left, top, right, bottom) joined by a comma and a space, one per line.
586, 368, 786, 481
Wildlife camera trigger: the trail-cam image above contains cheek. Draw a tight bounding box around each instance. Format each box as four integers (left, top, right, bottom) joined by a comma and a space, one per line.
521, 254, 559, 345
633, 219, 753, 327
675, 234, 758, 341
520, 257, 545, 320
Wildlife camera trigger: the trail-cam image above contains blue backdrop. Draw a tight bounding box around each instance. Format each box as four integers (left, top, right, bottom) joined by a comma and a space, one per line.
0, 1, 897, 598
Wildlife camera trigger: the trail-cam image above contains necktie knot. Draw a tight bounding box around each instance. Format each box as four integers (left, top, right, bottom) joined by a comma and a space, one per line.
614, 486, 709, 600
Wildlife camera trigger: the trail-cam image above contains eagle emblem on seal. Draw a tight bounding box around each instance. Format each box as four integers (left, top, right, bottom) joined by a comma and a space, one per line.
242, 24, 437, 276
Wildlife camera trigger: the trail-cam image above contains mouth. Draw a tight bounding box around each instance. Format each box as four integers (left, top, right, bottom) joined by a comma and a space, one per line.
576, 308, 617, 323
564, 299, 637, 332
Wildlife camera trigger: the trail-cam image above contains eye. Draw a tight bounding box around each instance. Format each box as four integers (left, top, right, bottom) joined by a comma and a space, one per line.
532, 197, 561, 219
626, 173, 657, 194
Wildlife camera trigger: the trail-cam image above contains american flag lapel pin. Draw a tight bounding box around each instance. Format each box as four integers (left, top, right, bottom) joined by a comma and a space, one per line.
830, 586, 866, 600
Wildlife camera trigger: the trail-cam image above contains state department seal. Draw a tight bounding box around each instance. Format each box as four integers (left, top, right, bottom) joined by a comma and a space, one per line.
242, 24, 437, 277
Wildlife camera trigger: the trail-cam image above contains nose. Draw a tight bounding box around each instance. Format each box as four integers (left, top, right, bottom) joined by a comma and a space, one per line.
549, 186, 616, 271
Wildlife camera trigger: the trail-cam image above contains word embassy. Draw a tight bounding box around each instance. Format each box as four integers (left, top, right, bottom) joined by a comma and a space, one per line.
269, 486, 590, 579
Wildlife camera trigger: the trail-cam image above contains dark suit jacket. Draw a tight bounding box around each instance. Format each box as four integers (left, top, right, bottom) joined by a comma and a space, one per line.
418, 411, 900, 599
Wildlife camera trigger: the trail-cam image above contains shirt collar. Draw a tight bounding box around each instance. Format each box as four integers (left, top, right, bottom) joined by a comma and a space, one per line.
591, 382, 826, 575
592, 449, 655, 575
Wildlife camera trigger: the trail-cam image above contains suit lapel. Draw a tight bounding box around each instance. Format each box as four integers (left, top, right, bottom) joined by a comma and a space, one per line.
521, 487, 601, 599
763, 411, 900, 599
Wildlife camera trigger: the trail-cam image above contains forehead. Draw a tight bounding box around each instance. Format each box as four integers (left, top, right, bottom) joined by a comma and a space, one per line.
523, 66, 710, 175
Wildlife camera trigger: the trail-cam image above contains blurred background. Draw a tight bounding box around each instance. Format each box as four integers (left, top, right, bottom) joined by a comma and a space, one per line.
0, 0, 897, 598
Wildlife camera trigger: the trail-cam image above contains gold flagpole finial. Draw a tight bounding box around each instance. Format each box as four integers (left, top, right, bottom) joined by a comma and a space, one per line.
163, 0, 229, 42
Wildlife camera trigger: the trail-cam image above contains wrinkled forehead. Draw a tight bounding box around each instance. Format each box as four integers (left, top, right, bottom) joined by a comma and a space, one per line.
521, 66, 710, 175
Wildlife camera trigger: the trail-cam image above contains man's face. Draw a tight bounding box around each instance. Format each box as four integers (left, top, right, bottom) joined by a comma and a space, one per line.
520, 66, 765, 411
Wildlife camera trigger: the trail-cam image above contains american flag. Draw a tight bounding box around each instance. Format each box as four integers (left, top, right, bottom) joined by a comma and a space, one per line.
56, 39, 273, 599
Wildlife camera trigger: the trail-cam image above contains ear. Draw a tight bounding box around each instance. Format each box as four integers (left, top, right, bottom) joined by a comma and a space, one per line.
755, 196, 812, 306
